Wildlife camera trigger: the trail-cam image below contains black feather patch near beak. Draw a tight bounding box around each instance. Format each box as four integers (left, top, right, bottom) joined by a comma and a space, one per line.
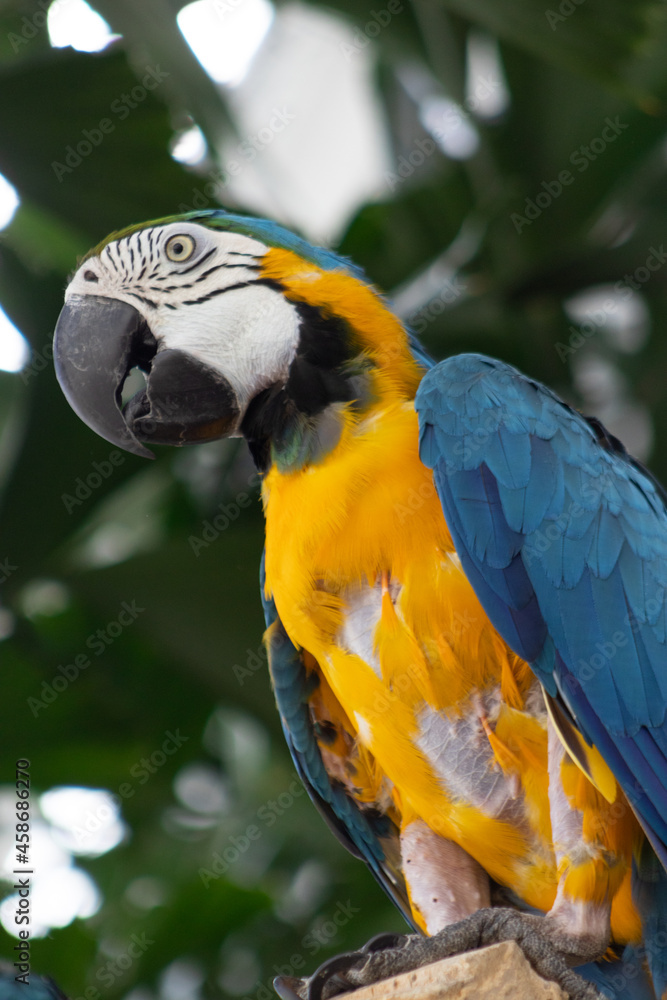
54, 294, 240, 457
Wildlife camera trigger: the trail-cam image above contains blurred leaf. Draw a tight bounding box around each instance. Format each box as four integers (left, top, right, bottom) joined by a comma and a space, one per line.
92, 0, 238, 148
3, 200, 91, 274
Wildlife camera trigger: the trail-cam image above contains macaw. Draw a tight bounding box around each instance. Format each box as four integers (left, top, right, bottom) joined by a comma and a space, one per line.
52, 210, 667, 1000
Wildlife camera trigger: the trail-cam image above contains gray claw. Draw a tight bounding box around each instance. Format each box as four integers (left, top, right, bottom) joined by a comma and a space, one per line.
306, 948, 368, 1000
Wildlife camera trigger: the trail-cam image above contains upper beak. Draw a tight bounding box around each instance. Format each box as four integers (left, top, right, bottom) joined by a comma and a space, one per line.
53, 294, 240, 458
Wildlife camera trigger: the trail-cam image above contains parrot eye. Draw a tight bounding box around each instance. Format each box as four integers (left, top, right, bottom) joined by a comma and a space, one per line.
165, 234, 196, 262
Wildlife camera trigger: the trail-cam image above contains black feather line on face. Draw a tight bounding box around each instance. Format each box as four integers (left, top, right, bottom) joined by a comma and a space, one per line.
167, 247, 216, 277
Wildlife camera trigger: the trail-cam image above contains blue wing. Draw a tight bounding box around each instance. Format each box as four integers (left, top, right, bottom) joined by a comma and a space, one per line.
259, 551, 416, 929
415, 354, 667, 871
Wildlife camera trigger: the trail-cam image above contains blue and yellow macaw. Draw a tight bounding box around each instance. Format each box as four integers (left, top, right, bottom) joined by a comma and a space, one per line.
53, 210, 667, 1000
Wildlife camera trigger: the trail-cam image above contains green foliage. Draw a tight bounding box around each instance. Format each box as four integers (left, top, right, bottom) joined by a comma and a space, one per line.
1, 1, 667, 997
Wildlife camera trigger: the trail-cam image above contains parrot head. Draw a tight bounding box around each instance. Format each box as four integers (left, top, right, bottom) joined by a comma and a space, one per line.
54, 210, 425, 470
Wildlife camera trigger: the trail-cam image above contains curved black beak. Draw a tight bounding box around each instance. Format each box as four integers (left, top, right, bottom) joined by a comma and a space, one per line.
54, 294, 240, 458
54, 294, 156, 458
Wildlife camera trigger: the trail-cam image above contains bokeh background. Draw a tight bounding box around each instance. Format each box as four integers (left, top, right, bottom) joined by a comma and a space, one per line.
1, 0, 667, 997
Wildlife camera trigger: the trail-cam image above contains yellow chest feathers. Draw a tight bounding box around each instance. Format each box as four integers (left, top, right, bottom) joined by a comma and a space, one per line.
262, 401, 533, 713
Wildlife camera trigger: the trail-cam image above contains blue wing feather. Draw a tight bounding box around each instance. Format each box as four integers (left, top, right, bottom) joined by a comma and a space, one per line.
416, 354, 667, 872
633, 840, 667, 998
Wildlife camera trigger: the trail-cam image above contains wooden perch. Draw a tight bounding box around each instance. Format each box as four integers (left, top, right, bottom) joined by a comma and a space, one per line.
343, 941, 567, 999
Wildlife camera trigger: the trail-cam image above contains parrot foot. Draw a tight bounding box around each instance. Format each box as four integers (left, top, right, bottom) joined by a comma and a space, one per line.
273, 909, 606, 1000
